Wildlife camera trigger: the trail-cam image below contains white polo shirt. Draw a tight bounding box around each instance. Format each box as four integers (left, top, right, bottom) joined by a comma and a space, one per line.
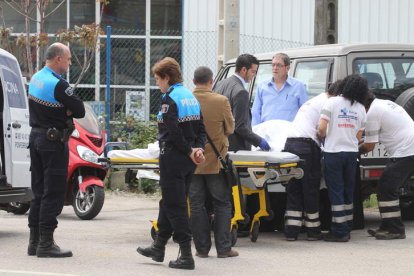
365, 99, 414, 157
290, 92, 328, 146
320, 96, 366, 153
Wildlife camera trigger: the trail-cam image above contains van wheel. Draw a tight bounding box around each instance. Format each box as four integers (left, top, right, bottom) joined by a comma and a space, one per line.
73, 185, 105, 220
395, 87, 414, 120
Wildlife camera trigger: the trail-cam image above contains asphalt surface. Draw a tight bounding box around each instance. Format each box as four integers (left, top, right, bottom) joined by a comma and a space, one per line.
1, 191, 414, 276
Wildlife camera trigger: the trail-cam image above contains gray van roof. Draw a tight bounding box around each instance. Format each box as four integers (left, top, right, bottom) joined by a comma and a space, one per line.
226, 43, 414, 64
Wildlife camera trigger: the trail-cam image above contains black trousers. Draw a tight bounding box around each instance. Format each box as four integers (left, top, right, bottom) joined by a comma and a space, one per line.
157, 146, 195, 244
189, 172, 232, 254
28, 132, 68, 231
284, 137, 322, 238
378, 155, 414, 234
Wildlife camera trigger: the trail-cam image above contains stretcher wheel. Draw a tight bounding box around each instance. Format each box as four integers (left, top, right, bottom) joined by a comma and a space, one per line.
264, 210, 274, 221
151, 226, 158, 241
250, 221, 260, 242
239, 213, 250, 226
231, 226, 238, 246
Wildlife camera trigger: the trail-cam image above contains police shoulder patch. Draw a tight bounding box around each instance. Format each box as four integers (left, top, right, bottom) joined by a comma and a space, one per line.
161, 104, 169, 113
65, 86, 74, 96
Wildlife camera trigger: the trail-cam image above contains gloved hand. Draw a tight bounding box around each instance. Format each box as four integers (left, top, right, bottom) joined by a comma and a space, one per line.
259, 138, 271, 151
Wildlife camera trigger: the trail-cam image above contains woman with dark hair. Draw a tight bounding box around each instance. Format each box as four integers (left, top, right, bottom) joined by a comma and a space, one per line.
317, 74, 368, 242
137, 57, 206, 270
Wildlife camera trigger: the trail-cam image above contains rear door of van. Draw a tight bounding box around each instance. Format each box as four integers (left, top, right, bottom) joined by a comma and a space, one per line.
0, 53, 31, 189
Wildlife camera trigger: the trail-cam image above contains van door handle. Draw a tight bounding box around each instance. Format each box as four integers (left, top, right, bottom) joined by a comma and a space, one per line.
12, 122, 21, 129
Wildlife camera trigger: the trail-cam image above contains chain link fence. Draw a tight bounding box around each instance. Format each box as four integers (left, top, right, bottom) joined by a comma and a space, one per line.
2, 29, 311, 136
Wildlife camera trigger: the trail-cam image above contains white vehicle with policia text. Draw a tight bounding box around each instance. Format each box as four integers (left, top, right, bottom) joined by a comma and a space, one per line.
0, 48, 32, 214
214, 43, 414, 231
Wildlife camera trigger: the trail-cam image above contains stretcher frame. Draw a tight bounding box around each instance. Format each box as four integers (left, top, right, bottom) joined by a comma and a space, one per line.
101, 143, 304, 243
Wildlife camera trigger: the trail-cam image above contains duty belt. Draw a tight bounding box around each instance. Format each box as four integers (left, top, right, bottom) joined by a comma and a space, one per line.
31, 127, 69, 142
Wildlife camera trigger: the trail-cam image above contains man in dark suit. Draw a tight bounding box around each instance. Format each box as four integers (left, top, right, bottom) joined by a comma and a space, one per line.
214, 54, 270, 152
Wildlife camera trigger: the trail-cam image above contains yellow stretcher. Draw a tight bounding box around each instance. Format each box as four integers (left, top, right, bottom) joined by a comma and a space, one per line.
102, 144, 303, 244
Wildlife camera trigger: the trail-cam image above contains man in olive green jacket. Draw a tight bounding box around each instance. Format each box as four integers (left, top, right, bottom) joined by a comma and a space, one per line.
189, 66, 238, 259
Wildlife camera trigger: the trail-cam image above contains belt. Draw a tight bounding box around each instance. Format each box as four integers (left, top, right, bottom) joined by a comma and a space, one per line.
31, 127, 49, 134
287, 137, 315, 143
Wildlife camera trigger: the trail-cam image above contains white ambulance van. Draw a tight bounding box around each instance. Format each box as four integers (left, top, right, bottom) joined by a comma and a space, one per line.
0, 48, 32, 213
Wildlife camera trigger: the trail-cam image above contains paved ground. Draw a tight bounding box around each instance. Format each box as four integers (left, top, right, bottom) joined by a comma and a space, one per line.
1, 191, 414, 276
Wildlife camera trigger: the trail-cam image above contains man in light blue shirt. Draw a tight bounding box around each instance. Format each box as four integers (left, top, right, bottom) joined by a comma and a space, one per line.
252, 53, 308, 125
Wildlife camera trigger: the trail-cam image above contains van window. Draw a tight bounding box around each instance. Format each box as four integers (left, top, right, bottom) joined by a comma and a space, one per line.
294, 60, 330, 98
251, 63, 272, 106
223, 66, 236, 79
354, 58, 414, 101
1, 68, 27, 109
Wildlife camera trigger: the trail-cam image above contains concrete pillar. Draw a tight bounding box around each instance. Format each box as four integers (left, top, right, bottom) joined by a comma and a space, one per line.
217, 0, 240, 70
314, 0, 338, 45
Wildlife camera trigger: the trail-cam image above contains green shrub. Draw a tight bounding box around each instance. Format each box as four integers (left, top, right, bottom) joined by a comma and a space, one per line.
363, 194, 378, 208
111, 113, 158, 149
108, 113, 159, 194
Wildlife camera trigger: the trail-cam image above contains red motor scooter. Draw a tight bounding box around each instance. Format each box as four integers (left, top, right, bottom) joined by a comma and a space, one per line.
65, 103, 107, 220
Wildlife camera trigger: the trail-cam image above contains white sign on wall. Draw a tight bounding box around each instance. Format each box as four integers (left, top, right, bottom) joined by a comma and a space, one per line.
125, 90, 145, 121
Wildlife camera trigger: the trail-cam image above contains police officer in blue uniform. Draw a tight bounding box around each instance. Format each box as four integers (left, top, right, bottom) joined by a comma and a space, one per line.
137, 57, 206, 270
27, 43, 85, 258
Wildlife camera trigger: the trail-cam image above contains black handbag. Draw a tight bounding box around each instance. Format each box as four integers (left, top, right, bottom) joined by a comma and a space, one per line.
206, 134, 237, 187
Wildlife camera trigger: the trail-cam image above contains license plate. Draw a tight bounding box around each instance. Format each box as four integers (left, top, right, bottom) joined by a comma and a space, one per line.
362, 143, 388, 158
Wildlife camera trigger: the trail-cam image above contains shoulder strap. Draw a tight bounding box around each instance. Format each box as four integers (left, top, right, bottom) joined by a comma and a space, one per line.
206, 134, 228, 170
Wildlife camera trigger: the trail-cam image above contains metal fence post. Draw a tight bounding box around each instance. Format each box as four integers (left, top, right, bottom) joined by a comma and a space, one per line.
106, 26, 112, 140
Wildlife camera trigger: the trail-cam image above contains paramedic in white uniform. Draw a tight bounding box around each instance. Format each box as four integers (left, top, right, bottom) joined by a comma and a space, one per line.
360, 91, 414, 240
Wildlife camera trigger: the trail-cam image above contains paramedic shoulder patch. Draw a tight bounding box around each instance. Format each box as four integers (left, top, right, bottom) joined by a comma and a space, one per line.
65, 87, 74, 96
161, 104, 169, 113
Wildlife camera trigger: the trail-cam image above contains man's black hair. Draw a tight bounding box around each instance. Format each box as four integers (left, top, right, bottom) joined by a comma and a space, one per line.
365, 90, 376, 109
338, 74, 369, 105
235, 54, 259, 73
193, 66, 213, 84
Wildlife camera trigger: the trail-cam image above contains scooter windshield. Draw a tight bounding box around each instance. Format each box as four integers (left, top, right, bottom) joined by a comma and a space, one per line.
74, 103, 102, 136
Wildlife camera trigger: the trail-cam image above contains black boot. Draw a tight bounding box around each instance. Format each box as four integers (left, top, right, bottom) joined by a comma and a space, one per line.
27, 227, 39, 256
168, 242, 195, 270
136, 238, 167, 262
36, 229, 73, 258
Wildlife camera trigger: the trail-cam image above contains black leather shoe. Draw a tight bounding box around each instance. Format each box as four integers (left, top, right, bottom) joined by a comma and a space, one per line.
323, 232, 350, 242
36, 230, 72, 258
375, 231, 406, 240
169, 243, 195, 270
195, 251, 209, 258
367, 228, 386, 237
307, 233, 323, 241
137, 244, 165, 262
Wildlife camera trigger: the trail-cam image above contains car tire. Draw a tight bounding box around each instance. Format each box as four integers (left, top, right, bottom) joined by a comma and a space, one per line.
395, 87, 414, 120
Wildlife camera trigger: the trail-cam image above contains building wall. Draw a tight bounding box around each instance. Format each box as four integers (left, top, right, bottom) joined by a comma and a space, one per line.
338, 0, 414, 43
240, 0, 315, 44
182, 0, 315, 88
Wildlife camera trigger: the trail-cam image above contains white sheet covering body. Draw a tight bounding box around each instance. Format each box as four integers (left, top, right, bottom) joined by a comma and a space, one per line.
252, 120, 294, 152
107, 141, 159, 159
228, 150, 299, 163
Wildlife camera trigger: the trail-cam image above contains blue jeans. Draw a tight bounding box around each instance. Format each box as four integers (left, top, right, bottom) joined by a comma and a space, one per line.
189, 171, 232, 254
323, 151, 358, 237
